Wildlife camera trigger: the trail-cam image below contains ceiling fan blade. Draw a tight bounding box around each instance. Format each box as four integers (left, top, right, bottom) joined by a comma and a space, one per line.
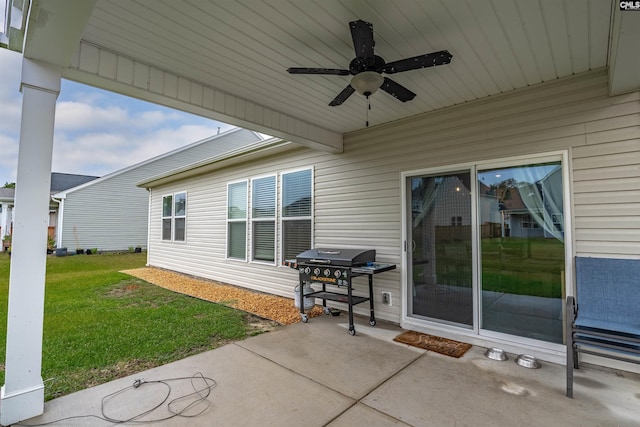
382, 50, 453, 74
329, 84, 355, 106
288, 67, 350, 75
349, 20, 375, 60
380, 77, 416, 102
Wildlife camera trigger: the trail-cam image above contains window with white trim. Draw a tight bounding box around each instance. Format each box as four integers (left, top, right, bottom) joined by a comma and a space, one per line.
281, 168, 312, 261
251, 175, 276, 263
162, 192, 187, 242
227, 181, 248, 260
225, 168, 313, 263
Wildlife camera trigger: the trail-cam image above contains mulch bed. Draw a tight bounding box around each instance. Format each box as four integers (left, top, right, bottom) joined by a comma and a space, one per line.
122, 267, 323, 325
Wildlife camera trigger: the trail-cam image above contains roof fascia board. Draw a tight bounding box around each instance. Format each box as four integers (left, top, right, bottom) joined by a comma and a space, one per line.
608, 6, 640, 96
63, 41, 343, 153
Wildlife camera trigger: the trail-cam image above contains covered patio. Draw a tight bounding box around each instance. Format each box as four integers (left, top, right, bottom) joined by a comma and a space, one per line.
25, 315, 640, 426
1, 1, 640, 425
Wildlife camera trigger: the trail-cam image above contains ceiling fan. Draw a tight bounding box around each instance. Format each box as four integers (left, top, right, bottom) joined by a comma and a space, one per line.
287, 20, 452, 106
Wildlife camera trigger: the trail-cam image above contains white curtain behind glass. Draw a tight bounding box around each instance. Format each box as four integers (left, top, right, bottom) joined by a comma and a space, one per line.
511, 164, 564, 242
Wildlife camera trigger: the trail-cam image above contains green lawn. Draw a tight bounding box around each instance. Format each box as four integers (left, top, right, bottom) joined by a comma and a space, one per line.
414, 237, 564, 298
0, 252, 258, 400
480, 237, 564, 298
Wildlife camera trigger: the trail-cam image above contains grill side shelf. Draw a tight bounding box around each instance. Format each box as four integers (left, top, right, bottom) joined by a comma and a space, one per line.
305, 290, 369, 306
351, 263, 396, 274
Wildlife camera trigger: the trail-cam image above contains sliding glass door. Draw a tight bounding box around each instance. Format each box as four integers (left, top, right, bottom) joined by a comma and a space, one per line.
406, 158, 566, 345
408, 172, 473, 327
478, 162, 564, 343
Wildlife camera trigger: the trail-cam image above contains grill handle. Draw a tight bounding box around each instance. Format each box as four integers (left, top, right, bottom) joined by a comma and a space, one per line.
309, 259, 331, 264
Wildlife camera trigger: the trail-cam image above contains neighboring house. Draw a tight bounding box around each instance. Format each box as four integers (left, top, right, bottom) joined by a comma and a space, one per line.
1, 174, 99, 246
138, 69, 640, 370
52, 128, 265, 252
49, 173, 100, 240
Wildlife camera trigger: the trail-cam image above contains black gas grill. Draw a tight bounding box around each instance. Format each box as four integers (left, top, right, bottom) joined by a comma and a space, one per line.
285, 248, 396, 335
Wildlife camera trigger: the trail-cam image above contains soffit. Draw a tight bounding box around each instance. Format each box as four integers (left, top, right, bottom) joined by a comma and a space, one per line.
78, 0, 613, 136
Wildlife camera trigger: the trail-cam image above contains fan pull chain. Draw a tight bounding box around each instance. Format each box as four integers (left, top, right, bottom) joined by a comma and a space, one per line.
366, 95, 371, 127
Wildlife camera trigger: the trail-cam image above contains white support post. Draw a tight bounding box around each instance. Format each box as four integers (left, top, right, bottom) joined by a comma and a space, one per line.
0, 58, 61, 426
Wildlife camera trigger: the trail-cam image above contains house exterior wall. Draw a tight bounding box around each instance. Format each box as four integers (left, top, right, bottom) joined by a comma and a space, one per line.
146, 70, 640, 325
57, 129, 263, 251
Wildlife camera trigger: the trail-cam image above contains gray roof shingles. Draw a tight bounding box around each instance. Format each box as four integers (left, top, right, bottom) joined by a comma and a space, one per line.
50, 173, 99, 193
0, 173, 100, 202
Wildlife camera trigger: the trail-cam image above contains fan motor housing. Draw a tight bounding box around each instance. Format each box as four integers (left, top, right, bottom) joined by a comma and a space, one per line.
350, 55, 385, 75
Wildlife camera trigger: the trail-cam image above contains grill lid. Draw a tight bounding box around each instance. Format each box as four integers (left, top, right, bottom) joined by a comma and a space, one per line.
295, 248, 375, 266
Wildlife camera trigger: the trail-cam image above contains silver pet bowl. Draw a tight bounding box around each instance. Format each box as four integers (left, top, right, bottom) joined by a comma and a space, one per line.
515, 354, 540, 369
484, 347, 508, 361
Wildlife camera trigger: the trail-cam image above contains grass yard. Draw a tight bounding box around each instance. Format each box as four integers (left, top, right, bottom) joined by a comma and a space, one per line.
415, 237, 565, 298
0, 252, 263, 400
480, 237, 564, 298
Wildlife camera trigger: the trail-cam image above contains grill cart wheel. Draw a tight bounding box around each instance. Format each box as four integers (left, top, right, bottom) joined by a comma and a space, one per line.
369, 320, 376, 326
301, 314, 309, 323
324, 307, 332, 315
349, 328, 356, 336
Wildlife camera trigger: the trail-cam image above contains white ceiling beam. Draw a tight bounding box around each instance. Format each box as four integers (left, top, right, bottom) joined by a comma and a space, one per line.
608, 6, 640, 96
20, 0, 96, 67
62, 41, 343, 153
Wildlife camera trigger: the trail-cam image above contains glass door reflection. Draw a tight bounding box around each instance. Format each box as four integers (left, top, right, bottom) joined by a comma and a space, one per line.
477, 163, 565, 343
409, 172, 473, 327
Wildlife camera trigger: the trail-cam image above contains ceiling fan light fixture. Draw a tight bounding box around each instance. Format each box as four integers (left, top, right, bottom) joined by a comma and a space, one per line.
350, 71, 384, 96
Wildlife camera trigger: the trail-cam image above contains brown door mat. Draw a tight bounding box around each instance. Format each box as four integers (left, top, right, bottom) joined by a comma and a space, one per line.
393, 330, 472, 358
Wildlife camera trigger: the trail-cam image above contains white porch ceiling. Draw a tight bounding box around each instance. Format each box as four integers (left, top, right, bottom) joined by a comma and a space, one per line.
4, 0, 638, 152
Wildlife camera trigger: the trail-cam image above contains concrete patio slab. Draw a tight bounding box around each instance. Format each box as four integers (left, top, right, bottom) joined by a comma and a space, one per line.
15, 314, 640, 427
362, 345, 640, 427
236, 316, 422, 399
21, 341, 354, 426
327, 402, 412, 427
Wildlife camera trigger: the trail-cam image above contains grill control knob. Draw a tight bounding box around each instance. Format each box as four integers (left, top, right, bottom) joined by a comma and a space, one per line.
314, 268, 320, 276
334, 270, 342, 278
304, 267, 311, 274
324, 269, 331, 277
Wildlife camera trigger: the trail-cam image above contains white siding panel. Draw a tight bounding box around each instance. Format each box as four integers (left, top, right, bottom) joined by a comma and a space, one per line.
579, 230, 640, 242
163, 73, 178, 99
576, 241, 640, 257
78, 42, 99, 74
133, 62, 149, 89
574, 190, 640, 204
149, 67, 164, 94
177, 77, 191, 103
116, 56, 134, 85
572, 139, 640, 158
573, 177, 639, 193
574, 204, 640, 217
148, 70, 640, 324
575, 216, 640, 230
98, 49, 117, 80
573, 126, 640, 259
586, 126, 640, 145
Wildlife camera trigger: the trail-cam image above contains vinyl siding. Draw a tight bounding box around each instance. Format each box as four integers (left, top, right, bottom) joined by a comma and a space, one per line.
58, 129, 262, 251
147, 70, 640, 323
